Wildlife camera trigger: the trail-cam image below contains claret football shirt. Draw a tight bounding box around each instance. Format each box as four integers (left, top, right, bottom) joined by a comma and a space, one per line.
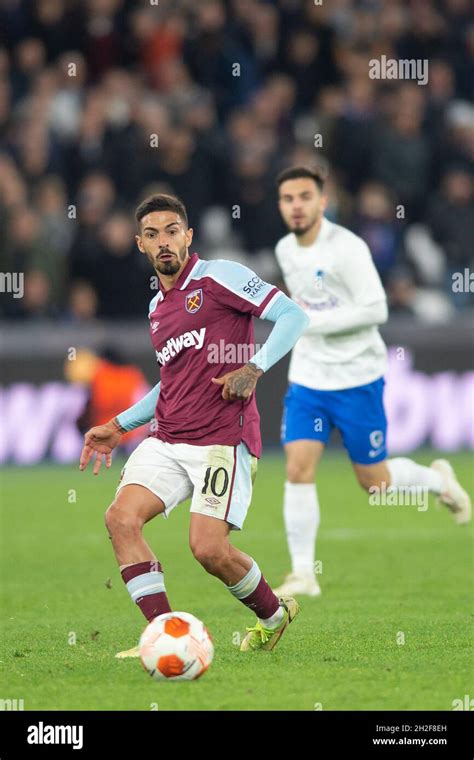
147, 252, 283, 458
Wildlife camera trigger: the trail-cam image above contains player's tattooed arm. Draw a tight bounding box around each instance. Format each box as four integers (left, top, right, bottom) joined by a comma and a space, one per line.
211, 362, 263, 401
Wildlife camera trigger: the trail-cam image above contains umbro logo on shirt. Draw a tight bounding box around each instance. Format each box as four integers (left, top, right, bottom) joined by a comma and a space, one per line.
155, 328, 207, 366
151, 321, 160, 334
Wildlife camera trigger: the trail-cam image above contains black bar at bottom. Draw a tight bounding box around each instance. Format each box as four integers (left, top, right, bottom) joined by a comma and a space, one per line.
0, 710, 472, 757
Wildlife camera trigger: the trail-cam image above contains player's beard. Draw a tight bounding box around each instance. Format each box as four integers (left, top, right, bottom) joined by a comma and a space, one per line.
291, 210, 322, 237
153, 244, 187, 275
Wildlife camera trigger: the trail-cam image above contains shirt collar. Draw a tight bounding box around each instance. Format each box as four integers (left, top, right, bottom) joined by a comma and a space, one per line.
293, 216, 332, 250
159, 252, 199, 294
318, 216, 332, 242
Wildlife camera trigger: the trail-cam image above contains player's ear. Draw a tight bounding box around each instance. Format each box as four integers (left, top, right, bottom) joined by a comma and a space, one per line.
185, 227, 194, 247
135, 234, 145, 254
320, 194, 328, 213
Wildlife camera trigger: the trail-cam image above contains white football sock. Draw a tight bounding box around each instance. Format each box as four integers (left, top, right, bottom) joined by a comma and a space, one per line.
259, 606, 285, 629
283, 481, 320, 577
386, 458, 442, 493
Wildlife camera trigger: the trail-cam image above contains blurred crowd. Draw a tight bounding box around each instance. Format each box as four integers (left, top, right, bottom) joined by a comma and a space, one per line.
0, 0, 473, 322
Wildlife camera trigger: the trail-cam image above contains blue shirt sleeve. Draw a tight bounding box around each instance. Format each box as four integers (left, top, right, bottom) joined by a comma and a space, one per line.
116, 382, 161, 431
251, 294, 310, 372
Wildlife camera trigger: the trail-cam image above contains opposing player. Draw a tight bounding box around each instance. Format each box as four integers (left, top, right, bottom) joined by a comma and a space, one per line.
80, 193, 310, 655
273, 166, 471, 598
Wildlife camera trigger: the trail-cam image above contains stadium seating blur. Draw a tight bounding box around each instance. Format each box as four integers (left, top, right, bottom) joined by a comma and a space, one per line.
0, 0, 473, 322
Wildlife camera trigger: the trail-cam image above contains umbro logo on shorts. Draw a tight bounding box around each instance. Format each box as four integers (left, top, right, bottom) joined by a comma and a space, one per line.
205, 497, 220, 507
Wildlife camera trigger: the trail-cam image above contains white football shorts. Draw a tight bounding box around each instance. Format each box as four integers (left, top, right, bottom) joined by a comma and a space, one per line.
116, 437, 258, 530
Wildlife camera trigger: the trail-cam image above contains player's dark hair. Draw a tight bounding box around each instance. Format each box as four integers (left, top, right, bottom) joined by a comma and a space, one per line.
135, 194, 188, 228
276, 165, 326, 193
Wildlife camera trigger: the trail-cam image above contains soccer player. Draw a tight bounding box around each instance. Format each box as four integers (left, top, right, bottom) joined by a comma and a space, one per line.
273, 166, 472, 598
80, 193, 310, 655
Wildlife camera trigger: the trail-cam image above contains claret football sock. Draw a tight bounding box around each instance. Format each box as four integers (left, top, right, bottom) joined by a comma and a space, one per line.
120, 560, 172, 621
228, 559, 281, 620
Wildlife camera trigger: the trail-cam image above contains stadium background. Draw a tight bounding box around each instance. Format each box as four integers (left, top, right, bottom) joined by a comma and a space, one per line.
0, 0, 473, 462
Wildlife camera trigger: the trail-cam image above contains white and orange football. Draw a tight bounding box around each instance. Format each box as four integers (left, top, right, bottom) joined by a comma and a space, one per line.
139, 612, 214, 682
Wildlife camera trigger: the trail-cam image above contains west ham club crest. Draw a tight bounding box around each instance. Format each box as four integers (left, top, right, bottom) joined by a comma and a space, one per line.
185, 288, 203, 313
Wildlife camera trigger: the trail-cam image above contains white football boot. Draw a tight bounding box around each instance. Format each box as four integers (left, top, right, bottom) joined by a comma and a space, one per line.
430, 459, 471, 525
273, 572, 321, 597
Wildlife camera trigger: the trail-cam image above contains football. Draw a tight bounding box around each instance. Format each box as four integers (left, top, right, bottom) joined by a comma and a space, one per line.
139, 611, 214, 681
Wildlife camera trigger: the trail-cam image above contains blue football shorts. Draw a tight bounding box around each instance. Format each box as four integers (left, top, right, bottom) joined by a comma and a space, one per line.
281, 377, 388, 465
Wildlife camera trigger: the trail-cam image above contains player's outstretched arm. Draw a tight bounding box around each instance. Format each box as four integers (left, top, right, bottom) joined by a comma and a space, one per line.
115, 381, 161, 431
79, 381, 161, 475
79, 419, 124, 475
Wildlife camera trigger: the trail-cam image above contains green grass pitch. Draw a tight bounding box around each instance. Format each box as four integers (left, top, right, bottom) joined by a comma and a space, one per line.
0, 451, 472, 711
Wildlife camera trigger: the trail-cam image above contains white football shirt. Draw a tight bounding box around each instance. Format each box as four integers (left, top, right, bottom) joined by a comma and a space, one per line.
275, 216, 388, 390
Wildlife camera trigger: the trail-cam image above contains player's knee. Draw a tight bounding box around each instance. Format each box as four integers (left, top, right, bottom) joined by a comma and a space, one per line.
286, 460, 315, 483
190, 539, 227, 572
355, 469, 380, 491
104, 501, 142, 535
